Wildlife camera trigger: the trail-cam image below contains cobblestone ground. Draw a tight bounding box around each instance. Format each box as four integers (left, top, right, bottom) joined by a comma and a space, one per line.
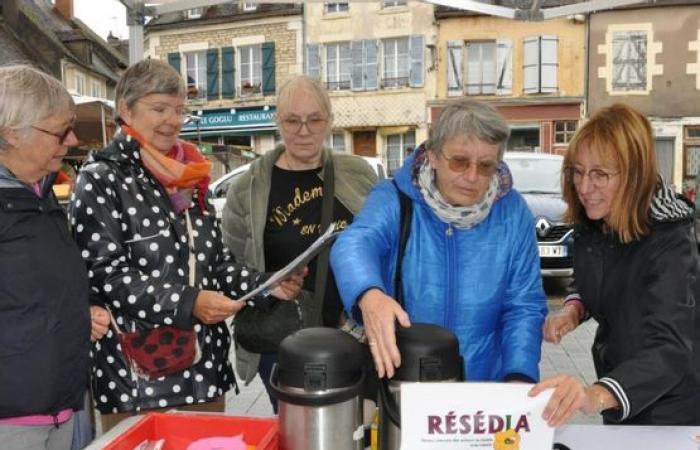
226, 277, 603, 425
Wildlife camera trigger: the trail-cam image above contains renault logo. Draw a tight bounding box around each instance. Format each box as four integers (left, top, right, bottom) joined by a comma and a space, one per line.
536, 217, 551, 238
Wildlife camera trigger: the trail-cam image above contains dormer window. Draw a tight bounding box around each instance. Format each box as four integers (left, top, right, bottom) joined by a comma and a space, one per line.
243, 2, 257, 11
187, 8, 204, 19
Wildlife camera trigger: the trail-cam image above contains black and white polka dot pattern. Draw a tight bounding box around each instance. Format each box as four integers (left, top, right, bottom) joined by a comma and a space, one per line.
68, 133, 264, 414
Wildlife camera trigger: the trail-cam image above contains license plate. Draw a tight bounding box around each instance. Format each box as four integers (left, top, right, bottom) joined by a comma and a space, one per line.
538, 245, 567, 258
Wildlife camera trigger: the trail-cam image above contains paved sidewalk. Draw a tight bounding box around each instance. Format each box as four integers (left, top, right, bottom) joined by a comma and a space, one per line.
225, 307, 603, 425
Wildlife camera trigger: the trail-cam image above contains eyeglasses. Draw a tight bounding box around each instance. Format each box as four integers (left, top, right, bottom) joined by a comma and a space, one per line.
438, 153, 499, 176
564, 166, 620, 189
138, 100, 193, 125
280, 116, 328, 134
31, 121, 76, 145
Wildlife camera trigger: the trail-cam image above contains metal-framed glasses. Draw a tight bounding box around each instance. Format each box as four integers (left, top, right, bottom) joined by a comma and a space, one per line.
138, 100, 193, 125
564, 166, 620, 188
31, 122, 76, 145
280, 116, 328, 134
439, 153, 499, 176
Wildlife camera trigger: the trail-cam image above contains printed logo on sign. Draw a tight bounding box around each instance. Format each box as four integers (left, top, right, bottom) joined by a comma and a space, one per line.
427, 411, 530, 435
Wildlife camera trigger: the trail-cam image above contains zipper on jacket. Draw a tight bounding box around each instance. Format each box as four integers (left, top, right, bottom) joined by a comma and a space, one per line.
445, 225, 457, 331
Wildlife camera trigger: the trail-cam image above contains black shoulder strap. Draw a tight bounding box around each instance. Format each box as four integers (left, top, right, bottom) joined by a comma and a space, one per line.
392, 179, 412, 307
311, 154, 335, 320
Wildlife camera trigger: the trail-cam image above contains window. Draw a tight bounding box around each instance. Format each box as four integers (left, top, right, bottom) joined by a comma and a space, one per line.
554, 120, 577, 144
185, 51, 207, 100
382, 1, 407, 7
523, 35, 558, 94
687, 126, 700, 139
386, 130, 415, 175
328, 132, 346, 152
382, 37, 409, 88
326, 42, 351, 90
240, 44, 262, 97
611, 31, 647, 92
242, 2, 257, 11
187, 8, 203, 19
90, 80, 101, 98
325, 3, 348, 13
466, 41, 496, 95
75, 74, 85, 95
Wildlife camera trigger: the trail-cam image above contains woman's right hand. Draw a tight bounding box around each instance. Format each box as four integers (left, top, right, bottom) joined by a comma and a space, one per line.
543, 305, 580, 344
359, 288, 411, 379
193, 290, 243, 324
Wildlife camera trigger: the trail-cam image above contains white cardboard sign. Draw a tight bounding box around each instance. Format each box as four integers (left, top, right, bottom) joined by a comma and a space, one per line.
400, 382, 554, 450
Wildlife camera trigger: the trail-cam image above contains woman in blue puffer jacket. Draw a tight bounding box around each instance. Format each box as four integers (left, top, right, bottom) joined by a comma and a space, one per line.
331, 99, 547, 381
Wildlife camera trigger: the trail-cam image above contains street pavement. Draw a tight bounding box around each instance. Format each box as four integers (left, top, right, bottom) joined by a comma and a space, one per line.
225, 279, 603, 425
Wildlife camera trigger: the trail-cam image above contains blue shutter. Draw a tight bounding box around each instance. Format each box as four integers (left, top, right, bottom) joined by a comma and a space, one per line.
167, 52, 181, 74
351, 40, 364, 91
221, 47, 235, 98
262, 42, 276, 95
364, 40, 378, 91
306, 44, 321, 79
206, 49, 219, 100
409, 34, 424, 87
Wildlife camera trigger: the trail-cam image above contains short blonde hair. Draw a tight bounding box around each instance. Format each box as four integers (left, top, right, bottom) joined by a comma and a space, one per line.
276, 75, 332, 123
562, 103, 658, 243
0, 64, 74, 150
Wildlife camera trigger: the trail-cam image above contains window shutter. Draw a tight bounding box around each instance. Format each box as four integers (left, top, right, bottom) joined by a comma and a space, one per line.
540, 35, 558, 93
351, 40, 365, 91
206, 49, 219, 100
167, 52, 181, 74
496, 38, 512, 96
262, 42, 275, 95
306, 44, 321, 79
409, 34, 424, 87
447, 41, 463, 97
523, 36, 539, 94
221, 47, 235, 98
364, 40, 378, 91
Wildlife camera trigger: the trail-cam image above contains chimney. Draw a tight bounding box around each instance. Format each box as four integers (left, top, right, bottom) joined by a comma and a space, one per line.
54, 0, 73, 20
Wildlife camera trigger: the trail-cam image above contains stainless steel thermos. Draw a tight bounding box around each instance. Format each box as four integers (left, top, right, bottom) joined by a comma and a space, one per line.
378, 323, 462, 450
270, 327, 366, 450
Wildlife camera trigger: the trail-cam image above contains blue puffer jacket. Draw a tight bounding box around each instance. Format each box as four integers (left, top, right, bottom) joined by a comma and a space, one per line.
331, 152, 547, 381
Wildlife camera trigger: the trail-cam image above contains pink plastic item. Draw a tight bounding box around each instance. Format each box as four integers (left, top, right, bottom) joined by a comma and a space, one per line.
185, 434, 248, 450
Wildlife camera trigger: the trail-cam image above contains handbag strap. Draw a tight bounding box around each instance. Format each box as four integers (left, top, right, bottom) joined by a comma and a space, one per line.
392, 179, 412, 307
311, 154, 335, 322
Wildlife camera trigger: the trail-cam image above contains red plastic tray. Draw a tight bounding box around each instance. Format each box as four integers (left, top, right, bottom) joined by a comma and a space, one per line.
102, 412, 278, 450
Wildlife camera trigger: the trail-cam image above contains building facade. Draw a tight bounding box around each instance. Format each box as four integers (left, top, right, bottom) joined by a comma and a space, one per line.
587, 1, 700, 193
431, 5, 586, 156
304, 1, 436, 175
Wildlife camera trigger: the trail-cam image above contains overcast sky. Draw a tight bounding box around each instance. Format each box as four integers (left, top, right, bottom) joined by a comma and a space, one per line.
74, 0, 128, 40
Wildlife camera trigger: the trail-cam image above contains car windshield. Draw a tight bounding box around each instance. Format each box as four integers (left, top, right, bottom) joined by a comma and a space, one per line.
505, 157, 563, 194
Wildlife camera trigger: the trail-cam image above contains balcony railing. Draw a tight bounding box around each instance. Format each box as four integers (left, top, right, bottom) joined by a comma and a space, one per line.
380, 76, 409, 89
240, 84, 262, 97
326, 80, 351, 91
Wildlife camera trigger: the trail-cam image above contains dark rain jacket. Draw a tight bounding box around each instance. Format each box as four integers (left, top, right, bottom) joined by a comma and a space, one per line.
575, 182, 700, 425
69, 131, 265, 414
0, 166, 90, 418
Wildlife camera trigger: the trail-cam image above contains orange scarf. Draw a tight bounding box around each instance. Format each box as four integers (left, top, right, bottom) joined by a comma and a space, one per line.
121, 124, 211, 212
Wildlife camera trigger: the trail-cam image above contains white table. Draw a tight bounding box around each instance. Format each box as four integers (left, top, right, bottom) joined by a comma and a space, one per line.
554, 424, 700, 450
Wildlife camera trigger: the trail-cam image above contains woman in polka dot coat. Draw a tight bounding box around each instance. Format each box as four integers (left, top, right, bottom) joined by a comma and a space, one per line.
68, 60, 303, 432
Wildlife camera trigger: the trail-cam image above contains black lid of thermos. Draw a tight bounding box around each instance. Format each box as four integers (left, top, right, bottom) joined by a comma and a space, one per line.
393, 323, 462, 382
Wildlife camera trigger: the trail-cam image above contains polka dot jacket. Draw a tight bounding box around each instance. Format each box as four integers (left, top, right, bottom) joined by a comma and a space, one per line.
68, 132, 266, 414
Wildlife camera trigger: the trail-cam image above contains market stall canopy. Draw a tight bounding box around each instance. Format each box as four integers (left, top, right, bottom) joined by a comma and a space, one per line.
72, 95, 115, 149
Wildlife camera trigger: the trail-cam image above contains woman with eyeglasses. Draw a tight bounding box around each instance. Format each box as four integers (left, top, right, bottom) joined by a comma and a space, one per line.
529, 104, 700, 426
331, 99, 547, 384
69, 59, 303, 432
222, 75, 377, 412
0, 65, 95, 449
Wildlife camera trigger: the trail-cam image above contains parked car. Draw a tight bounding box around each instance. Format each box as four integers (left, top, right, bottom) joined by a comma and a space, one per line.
209, 155, 386, 218
504, 152, 573, 278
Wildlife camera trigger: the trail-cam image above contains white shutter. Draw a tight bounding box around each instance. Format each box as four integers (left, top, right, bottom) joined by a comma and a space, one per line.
447, 41, 463, 97
365, 40, 379, 91
523, 36, 540, 94
540, 35, 558, 93
306, 44, 321, 79
409, 34, 425, 87
496, 38, 512, 96
351, 40, 365, 91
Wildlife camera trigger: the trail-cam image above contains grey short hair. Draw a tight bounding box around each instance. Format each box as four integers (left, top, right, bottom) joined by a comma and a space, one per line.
276, 75, 332, 122
426, 99, 510, 160
114, 59, 186, 122
0, 64, 74, 150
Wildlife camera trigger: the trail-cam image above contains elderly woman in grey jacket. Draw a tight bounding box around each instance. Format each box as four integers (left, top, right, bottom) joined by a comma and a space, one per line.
222, 75, 377, 412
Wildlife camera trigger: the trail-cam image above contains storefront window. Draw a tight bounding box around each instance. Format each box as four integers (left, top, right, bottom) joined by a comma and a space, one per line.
328, 132, 346, 152
554, 120, 577, 144
386, 130, 415, 175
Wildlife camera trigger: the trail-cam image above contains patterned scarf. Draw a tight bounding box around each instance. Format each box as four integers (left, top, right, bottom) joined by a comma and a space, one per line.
121, 124, 211, 213
412, 144, 512, 230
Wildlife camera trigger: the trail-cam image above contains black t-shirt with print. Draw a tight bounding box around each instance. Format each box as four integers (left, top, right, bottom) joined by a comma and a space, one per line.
264, 165, 353, 327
